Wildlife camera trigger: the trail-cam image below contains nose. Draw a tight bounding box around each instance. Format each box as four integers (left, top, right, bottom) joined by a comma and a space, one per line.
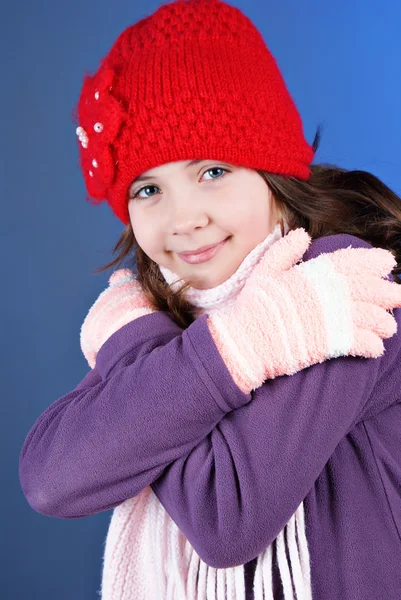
167, 193, 209, 235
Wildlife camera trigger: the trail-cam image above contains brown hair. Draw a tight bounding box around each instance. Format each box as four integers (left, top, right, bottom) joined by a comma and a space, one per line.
94, 125, 401, 329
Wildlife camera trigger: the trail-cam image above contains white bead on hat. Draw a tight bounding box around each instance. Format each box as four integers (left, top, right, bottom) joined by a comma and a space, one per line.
76, 126, 88, 149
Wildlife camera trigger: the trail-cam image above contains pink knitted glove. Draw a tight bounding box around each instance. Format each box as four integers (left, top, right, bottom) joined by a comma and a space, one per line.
80, 269, 157, 368
207, 228, 401, 394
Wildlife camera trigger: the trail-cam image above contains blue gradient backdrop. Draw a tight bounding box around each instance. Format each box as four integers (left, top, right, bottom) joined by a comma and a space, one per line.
3, 0, 400, 597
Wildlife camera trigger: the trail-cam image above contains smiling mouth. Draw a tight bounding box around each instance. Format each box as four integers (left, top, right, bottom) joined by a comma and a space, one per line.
179, 239, 227, 256
177, 237, 230, 264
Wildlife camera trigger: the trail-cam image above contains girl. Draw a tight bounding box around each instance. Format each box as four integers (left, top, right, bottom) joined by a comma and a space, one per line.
19, 0, 401, 598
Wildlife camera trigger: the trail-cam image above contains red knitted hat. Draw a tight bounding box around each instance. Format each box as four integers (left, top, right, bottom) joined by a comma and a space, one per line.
73, 0, 315, 225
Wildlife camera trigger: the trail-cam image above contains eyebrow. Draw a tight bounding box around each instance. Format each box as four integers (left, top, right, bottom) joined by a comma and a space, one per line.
130, 159, 207, 187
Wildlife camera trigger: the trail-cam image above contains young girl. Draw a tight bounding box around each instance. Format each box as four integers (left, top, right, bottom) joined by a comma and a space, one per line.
19, 0, 401, 598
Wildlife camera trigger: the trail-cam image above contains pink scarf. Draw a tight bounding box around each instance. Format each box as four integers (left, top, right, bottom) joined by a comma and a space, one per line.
98, 224, 312, 599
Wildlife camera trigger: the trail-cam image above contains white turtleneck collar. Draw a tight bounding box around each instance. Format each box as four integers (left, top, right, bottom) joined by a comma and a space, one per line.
159, 222, 288, 317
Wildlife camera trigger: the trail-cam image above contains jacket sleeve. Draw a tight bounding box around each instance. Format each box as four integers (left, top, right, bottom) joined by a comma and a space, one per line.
144, 235, 401, 568
19, 235, 399, 567
18, 310, 252, 519
150, 332, 393, 568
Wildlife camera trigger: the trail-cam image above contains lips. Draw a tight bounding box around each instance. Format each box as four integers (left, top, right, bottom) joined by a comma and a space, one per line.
179, 241, 225, 256
178, 237, 229, 264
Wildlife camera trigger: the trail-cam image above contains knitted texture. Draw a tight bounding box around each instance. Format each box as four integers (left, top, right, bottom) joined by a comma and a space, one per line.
73, 0, 314, 224
83, 226, 314, 600
79, 228, 401, 599
206, 231, 400, 393
80, 269, 157, 369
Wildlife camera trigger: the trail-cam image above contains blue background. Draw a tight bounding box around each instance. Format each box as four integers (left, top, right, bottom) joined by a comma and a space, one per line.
3, 0, 400, 597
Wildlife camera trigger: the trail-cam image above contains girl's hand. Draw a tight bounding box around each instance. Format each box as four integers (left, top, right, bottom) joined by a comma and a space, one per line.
80, 269, 157, 368
206, 228, 401, 394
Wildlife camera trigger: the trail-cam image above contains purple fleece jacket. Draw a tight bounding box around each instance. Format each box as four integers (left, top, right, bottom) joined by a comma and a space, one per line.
19, 235, 401, 599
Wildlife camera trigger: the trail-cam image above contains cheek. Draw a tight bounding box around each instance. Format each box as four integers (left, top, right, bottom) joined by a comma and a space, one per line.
129, 208, 154, 249
234, 204, 277, 242
135, 232, 155, 254
135, 226, 167, 260
230, 206, 261, 231
128, 205, 138, 232
217, 199, 250, 230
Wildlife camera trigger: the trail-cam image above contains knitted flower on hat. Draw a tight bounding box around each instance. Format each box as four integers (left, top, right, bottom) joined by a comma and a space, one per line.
74, 66, 128, 201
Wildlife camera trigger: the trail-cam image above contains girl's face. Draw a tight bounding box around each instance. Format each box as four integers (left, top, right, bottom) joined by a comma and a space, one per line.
128, 159, 281, 290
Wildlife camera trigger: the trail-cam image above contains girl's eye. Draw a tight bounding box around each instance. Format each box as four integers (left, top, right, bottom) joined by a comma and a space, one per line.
130, 167, 230, 202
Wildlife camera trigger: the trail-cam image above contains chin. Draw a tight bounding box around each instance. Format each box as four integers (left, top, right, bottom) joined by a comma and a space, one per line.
192, 269, 235, 290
